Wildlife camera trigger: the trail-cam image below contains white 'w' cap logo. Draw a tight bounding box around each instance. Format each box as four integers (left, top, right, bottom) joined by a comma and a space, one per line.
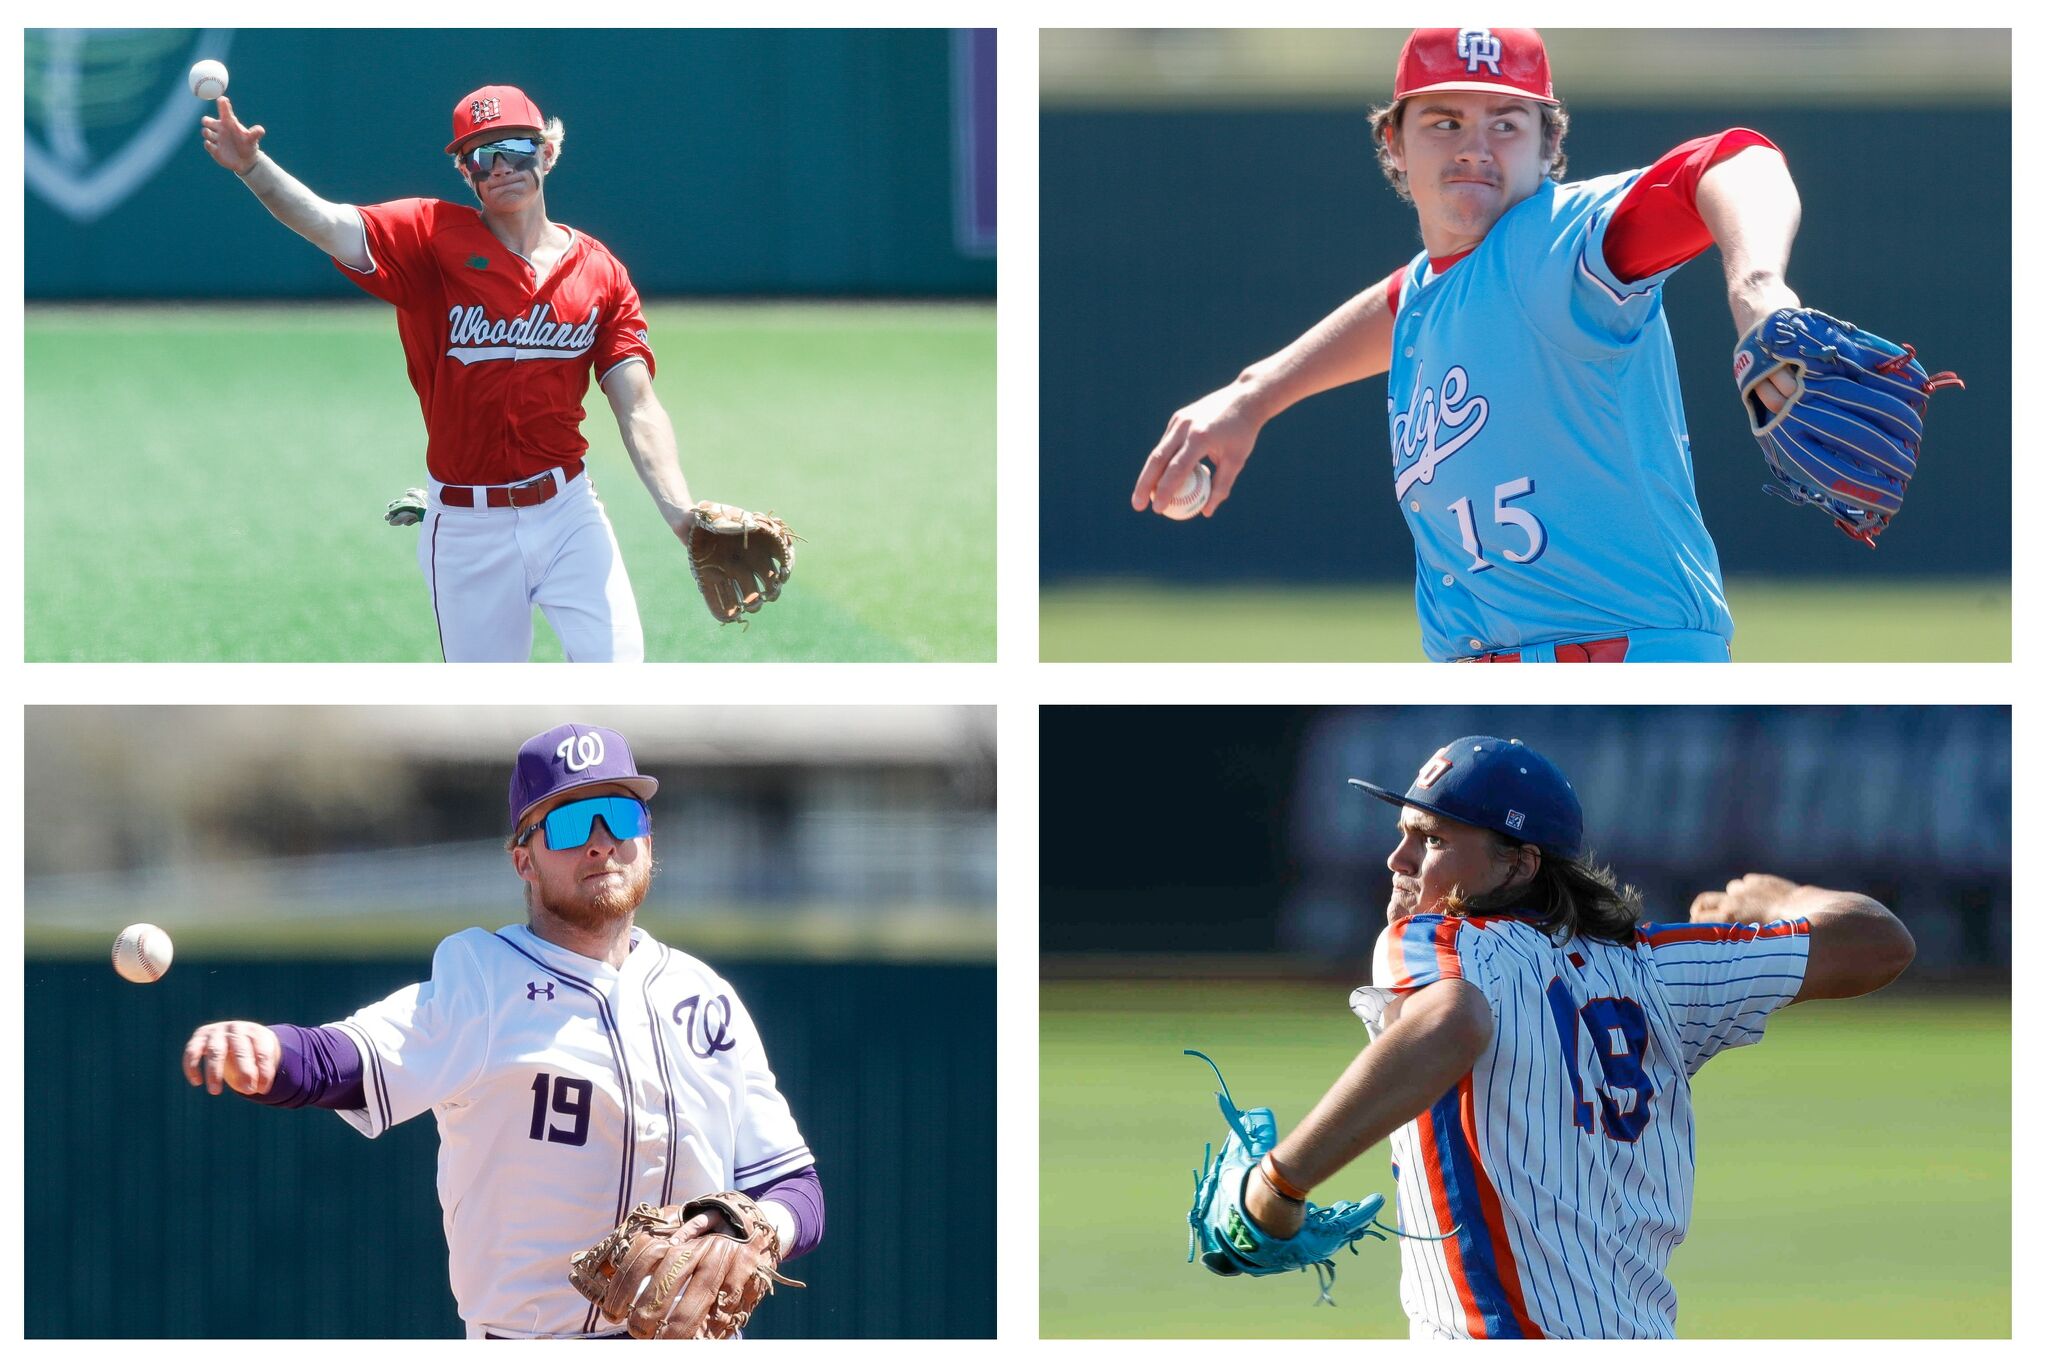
557, 732, 605, 772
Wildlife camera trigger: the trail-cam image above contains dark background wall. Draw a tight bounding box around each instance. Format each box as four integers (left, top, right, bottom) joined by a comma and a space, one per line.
26, 958, 995, 1339
1040, 104, 2008, 579
1041, 705, 2009, 975
27, 28, 996, 298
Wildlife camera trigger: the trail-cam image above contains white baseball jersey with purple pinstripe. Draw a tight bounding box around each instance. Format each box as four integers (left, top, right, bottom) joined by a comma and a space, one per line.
329, 923, 813, 1338
1351, 912, 1809, 1338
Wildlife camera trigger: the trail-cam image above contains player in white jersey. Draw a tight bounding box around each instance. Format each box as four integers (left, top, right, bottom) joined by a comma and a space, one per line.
180, 723, 823, 1338
1232, 735, 1913, 1337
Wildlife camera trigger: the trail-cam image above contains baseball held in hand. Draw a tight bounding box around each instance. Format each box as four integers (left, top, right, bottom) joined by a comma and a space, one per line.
188, 59, 229, 100
113, 923, 175, 983
1159, 462, 1212, 521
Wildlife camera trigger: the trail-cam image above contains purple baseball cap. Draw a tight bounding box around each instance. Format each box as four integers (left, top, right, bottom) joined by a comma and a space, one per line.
1349, 735, 1583, 856
508, 723, 660, 829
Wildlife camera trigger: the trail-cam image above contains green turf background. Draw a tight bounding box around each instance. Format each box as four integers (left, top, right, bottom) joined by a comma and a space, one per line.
1041, 978, 2009, 1338
26, 301, 994, 661
1039, 579, 2011, 662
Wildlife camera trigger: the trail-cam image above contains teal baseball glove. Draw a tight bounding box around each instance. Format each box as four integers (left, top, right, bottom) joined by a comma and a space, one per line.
1184, 1049, 1452, 1305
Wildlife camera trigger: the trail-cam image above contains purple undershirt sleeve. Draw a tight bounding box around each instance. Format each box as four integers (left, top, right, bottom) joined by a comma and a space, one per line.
250, 1023, 367, 1110
754, 1164, 825, 1260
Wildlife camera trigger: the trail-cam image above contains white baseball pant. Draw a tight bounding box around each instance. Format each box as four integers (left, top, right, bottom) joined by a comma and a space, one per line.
417, 468, 645, 663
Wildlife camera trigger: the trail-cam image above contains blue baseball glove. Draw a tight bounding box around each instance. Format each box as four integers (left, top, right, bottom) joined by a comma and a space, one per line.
1732, 308, 1963, 547
1184, 1049, 1435, 1305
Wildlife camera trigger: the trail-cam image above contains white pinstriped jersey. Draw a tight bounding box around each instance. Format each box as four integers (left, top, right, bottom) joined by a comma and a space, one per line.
1352, 912, 1809, 1338
330, 924, 813, 1338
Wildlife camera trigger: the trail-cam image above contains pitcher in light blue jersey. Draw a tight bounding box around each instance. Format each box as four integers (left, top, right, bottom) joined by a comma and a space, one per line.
1134, 28, 1815, 662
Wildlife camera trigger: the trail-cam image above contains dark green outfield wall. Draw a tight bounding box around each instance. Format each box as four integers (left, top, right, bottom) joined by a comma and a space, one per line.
27, 28, 996, 298
1041, 105, 2008, 579
26, 958, 995, 1338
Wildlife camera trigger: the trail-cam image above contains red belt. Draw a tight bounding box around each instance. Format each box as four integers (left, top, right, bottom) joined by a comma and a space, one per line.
1463, 637, 1631, 663
438, 463, 583, 509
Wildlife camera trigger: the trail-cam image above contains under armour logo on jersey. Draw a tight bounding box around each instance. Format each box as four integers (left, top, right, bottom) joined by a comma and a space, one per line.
1417, 752, 1455, 788
470, 97, 503, 126
557, 731, 605, 772
527, 980, 557, 1001
1457, 29, 1503, 75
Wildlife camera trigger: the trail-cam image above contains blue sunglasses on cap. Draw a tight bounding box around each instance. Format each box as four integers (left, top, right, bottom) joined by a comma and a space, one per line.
516, 795, 650, 851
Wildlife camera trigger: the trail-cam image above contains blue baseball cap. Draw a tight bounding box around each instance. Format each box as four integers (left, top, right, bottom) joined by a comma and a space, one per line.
1349, 735, 1582, 856
509, 723, 660, 829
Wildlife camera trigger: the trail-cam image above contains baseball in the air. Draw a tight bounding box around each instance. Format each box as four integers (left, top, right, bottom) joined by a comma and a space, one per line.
188, 59, 230, 101
113, 923, 175, 984
1159, 462, 1213, 521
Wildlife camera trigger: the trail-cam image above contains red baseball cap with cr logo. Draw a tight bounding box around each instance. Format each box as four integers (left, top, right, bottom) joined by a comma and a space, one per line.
446, 84, 545, 153
1394, 28, 1558, 106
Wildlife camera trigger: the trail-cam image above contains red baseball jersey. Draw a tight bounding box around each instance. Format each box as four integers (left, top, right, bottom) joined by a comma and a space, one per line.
337, 198, 656, 485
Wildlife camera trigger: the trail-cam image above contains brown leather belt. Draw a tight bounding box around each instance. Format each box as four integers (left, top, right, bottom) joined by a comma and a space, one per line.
438, 463, 583, 509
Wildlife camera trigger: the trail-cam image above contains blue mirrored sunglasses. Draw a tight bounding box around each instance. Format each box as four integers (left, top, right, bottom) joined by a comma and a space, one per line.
463, 136, 541, 176
517, 795, 650, 850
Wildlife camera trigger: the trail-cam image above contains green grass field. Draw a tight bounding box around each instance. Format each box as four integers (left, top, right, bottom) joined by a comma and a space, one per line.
1041, 978, 2009, 1338
26, 302, 994, 661
1039, 578, 2010, 662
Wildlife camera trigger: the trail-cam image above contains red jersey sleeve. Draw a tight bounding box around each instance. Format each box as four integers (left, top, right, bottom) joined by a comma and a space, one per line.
1602, 129, 1781, 285
334, 198, 441, 307
593, 257, 656, 385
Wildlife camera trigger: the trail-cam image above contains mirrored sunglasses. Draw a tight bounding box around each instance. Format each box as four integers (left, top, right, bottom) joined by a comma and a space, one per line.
463, 137, 542, 176
517, 795, 650, 851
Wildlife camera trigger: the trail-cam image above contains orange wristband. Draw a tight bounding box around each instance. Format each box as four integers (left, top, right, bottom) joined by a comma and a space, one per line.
1258, 1154, 1309, 1203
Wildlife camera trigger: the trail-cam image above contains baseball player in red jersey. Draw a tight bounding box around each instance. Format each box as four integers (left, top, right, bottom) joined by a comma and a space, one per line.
202, 84, 695, 662
1223, 737, 1914, 1336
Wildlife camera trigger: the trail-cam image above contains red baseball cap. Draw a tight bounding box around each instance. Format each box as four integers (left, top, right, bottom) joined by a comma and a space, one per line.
1394, 28, 1557, 106
446, 84, 545, 153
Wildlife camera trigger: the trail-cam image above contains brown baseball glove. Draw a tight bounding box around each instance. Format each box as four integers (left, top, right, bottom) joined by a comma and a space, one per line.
569, 1192, 803, 1339
688, 501, 798, 625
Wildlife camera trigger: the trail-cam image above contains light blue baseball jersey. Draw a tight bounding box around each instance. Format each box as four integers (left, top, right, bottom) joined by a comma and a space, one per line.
1385, 174, 1733, 661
